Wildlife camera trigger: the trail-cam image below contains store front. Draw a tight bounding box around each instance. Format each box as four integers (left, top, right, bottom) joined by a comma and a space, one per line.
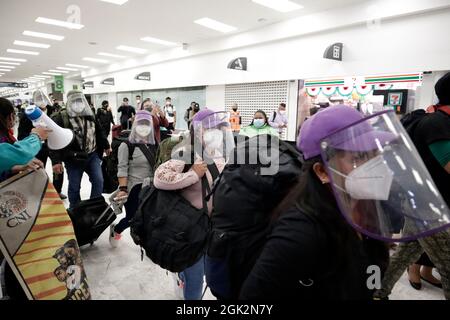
304, 72, 423, 116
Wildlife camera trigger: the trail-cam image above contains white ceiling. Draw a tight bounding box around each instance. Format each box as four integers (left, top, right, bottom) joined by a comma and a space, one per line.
0, 0, 365, 83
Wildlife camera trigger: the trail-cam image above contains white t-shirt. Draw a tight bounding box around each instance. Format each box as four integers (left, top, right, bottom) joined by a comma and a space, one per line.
164, 105, 176, 123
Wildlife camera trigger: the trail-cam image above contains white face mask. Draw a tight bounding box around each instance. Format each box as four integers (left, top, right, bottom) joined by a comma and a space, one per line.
71, 100, 85, 114
279, 110, 286, 115
203, 129, 223, 150
135, 125, 151, 137
330, 155, 394, 201
253, 119, 265, 128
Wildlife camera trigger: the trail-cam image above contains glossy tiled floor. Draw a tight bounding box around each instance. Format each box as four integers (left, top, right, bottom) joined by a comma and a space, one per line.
45, 163, 444, 300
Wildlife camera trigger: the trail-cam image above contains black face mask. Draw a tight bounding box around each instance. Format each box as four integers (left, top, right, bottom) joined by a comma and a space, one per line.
232, 108, 238, 111
194, 107, 200, 112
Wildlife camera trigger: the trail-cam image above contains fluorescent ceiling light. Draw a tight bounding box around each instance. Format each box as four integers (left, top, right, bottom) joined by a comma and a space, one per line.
98, 52, 127, 58
0, 61, 21, 65
0, 69, 12, 72
7, 49, 40, 56
49, 69, 69, 74
66, 63, 90, 69
116, 45, 147, 54
36, 17, 84, 30
0, 66, 16, 69
99, 0, 129, 5
252, 0, 304, 12
13, 40, 50, 49
83, 57, 110, 64
140, 37, 177, 46
23, 30, 65, 41
0, 56, 27, 62
194, 17, 237, 33
43, 72, 62, 76
56, 67, 78, 71
33, 75, 51, 79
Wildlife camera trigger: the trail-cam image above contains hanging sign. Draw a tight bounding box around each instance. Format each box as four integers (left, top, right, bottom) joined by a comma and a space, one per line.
83, 81, 94, 89
227, 57, 247, 71
135, 72, 151, 81
323, 43, 343, 61
101, 78, 115, 86
54, 76, 65, 93
0, 82, 29, 89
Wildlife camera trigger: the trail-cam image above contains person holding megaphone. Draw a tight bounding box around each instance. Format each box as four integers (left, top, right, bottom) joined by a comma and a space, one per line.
19, 89, 67, 200
48, 90, 111, 209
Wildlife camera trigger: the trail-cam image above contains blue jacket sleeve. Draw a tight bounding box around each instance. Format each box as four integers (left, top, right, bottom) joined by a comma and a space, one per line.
0, 134, 42, 173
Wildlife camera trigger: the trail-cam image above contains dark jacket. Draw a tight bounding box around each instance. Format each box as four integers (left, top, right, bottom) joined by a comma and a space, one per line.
49, 110, 110, 164
239, 206, 389, 300
96, 107, 115, 135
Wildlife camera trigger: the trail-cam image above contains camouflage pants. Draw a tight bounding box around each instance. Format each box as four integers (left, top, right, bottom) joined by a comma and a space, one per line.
374, 224, 450, 300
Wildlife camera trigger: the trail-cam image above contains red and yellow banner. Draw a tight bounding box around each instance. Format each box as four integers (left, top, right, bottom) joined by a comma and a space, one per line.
0, 169, 91, 300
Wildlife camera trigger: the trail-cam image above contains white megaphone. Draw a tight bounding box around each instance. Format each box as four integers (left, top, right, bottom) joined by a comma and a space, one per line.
25, 105, 74, 150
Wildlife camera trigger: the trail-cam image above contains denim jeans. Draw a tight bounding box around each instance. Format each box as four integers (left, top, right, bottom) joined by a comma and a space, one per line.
179, 256, 205, 300
65, 152, 104, 209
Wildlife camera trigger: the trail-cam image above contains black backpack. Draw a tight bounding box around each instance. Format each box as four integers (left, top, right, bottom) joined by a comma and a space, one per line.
205, 134, 303, 299
102, 131, 134, 193
131, 158, 220, 273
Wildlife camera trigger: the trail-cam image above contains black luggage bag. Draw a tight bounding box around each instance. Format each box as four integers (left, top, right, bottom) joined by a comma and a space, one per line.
68, 196, 116, 247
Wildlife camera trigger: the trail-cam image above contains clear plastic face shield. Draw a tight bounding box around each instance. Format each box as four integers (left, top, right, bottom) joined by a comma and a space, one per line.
32, 90, 51, 110
321, 110, 450, 242
66, 92, 93, 117
192, 112, 235, 163
129, 117, 155, 145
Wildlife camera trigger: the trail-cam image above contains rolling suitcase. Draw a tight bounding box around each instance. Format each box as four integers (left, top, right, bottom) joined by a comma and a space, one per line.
68, 196, 116, 247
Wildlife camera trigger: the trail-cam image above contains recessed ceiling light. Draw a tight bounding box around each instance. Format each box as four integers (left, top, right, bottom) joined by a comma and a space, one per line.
98, 52, 127, 58
66, 63, 90, 69
252, 0, 304, 13
23, 31, 65, 41
49, 69, 69, 74
99, 0, 129, 5
140, 37, 177, 46
57, 67, 78, 71
0, 69, 12, 72
0, 65, 16, 69
116, 45, 147, 54
13, 40, 51, 49
43, 72, 62, 76
7, 49, 40, 56
0, 56, 27, 62
35, 17, 84, 30
194, 17, 237, 33
83, 57, 110, 64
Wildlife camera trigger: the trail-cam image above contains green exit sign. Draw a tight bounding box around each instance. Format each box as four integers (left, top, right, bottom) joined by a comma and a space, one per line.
54, 75, 64, 93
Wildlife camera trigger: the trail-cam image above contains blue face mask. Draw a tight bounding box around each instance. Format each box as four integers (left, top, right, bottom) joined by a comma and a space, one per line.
253, 118, 265, 128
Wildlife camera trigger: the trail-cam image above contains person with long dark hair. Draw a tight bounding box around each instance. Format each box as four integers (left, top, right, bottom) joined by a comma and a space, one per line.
240, 105, 450, 300
239, 110, 278, 138
0, 97, 48, 179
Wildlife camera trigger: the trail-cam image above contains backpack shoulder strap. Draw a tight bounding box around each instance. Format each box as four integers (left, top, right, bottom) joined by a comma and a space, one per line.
125, 141, 136, 161
272, 111, 277, 122
137, 144, 156, 168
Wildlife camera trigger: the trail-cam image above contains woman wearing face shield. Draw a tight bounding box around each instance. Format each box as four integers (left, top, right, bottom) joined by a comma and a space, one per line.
240, 105, 450, 300
153, 109, 233, 300
109, 111, 157, 247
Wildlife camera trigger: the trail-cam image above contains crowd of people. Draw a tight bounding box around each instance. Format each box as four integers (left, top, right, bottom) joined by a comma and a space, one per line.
0, 72, 449, 301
